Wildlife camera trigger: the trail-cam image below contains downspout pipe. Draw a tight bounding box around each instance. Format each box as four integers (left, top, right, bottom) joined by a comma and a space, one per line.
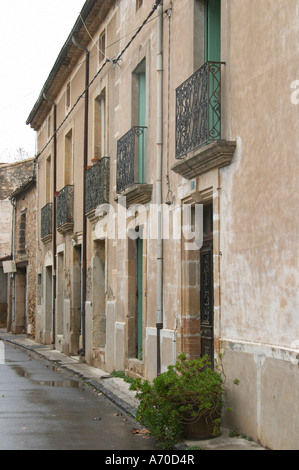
11, 197, 16, 326
72, 36, 89, 357
156, 0, 163, 375
43, 93, 57, 349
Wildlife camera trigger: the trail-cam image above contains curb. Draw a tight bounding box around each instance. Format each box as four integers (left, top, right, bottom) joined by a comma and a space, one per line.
0, 332, 266, 450
0, 333, 138, 420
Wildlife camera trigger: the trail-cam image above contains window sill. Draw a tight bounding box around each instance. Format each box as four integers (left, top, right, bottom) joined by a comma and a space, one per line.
41, 234, 52, 245
171, 140, 236, 180
57, 222, 74, 235
115, 183, 153, 207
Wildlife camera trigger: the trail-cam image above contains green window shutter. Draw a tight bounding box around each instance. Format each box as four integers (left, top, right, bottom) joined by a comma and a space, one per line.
138, 72, 146, 183
205, 0, 221, 62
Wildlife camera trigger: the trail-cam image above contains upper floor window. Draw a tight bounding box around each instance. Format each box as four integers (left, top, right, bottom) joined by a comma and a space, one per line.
136, 0, 143, 10
47, 115, 51, 140
94, 89, 107, 159
46, 155, 52, 203
18, 211, 26, 255
205, 0, 221, 62
64, 129, 73, 186
66, 83, 71, 111
99, 31, 106, 64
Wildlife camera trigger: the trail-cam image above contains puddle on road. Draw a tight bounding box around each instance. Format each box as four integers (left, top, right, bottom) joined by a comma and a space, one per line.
11, 365, 84, 388
34, 380, 84, 388
11, 366, 30, 378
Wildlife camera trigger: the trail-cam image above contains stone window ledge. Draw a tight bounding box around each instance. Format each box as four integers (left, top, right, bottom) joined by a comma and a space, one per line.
171, 140, 236, 180
115, 183, 153, 207
57, 222, 74, 235
41, 234, 52, 245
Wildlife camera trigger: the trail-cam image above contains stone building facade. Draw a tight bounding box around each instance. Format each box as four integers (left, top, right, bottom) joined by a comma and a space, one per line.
26, 0, 299, 450
6, 177, 37, 336
0, 159, 35, 328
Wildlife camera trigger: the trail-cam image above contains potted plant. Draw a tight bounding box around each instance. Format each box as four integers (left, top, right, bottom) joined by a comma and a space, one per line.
130, 353, 230, 449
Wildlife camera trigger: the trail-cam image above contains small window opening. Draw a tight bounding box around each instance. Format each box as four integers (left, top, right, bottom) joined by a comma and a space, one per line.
99, 31, 106, 64
66, 83, 71, 110
136, 0, 143, 10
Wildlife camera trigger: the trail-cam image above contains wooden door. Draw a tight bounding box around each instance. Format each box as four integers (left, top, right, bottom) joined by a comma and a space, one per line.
200, 204, 214, 363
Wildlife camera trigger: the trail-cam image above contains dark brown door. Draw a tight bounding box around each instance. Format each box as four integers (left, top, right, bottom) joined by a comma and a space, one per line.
200, 204, 214, 363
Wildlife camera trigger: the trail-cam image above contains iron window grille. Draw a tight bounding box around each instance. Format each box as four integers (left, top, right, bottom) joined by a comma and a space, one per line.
56, 185, 74, 229
85, 157, 110, 214
176, 61, 223, 159
41, 203, 52, 239
116, 126, 147, 194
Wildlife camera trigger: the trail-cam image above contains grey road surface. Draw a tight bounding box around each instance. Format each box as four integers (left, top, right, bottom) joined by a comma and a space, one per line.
0, 342, 156, 451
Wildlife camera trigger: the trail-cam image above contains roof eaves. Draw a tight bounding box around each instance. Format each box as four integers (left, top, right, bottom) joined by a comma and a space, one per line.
9, 176, 36, 201
26, 0, 97, 130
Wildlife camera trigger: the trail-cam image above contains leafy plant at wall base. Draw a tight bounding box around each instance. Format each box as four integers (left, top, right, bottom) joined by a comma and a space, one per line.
110, 370, 135, 384
130, 353, 226, 449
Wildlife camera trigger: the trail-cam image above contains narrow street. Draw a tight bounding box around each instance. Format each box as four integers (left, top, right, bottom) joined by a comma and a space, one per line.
0, 342, 157, 450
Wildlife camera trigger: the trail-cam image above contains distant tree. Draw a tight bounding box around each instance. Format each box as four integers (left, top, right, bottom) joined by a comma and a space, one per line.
0, 147, 31, 163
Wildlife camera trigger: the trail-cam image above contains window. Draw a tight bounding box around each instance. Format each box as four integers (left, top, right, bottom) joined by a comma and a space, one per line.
46, 156, 52, 203
37, 273, 42, 306
132, 60, 146, 183
66, 83, 71, 110
18, 212, 26, 255
47, 115, 51, 140
94, 89, 106, 159
136, 0, 143, 10
64, 129, 73, 185
205, 0, 221, 62
99, 31, 106, 64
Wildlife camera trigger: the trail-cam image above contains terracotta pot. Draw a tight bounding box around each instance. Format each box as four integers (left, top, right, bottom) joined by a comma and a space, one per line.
183, 413, 220, 440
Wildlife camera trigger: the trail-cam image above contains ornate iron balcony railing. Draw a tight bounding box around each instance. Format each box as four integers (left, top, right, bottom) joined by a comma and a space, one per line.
41, 203, 52, 240
116, 126, 146, 194
176, 61, 222, 159
56, 185, 74, 232
85, 157, 110, 214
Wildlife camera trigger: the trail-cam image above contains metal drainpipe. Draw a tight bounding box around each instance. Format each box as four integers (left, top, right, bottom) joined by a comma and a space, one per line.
72, 37, 89, 357
11, 197, 16, 325
43, 93, 57, 349
156, 1, 164, 375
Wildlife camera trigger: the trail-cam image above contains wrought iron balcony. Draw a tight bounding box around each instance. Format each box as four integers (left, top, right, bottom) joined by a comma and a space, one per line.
116, 126, 152, 206
85, 157, 110, 215
116, 126, 147, 194
176, 61, 222, 159
41, 203, 52, 242
56, 185, 74, 234
172, 61, 236, 179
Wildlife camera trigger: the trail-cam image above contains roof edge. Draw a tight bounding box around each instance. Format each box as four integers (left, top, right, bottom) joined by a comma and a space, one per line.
26, 0, 97, 128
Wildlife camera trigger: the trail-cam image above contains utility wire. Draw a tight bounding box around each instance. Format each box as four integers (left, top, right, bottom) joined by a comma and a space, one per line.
34, 0, 162, 162
2, 6, 166, 118
79, 12, 106, 58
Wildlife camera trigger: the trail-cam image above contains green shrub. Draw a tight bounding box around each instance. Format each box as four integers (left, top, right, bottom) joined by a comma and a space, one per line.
130, 353, 225, 449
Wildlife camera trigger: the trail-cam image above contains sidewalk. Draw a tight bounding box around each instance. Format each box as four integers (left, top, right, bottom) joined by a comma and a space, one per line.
0, 330, 265, 451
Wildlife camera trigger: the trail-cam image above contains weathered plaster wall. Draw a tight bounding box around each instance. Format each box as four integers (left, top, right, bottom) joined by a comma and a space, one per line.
220, 0, 299, 350
218, 0, 299, 449
0, 267, 7, 327
0, 159, 35, 329
12, 182, 37, 336
0, 200, 12, 259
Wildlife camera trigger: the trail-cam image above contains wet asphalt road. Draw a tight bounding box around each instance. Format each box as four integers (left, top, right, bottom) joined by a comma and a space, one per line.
0, 343, 157, 450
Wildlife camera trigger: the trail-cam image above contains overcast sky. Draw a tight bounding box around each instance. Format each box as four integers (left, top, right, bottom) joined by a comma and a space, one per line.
0, 0, 85, 163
